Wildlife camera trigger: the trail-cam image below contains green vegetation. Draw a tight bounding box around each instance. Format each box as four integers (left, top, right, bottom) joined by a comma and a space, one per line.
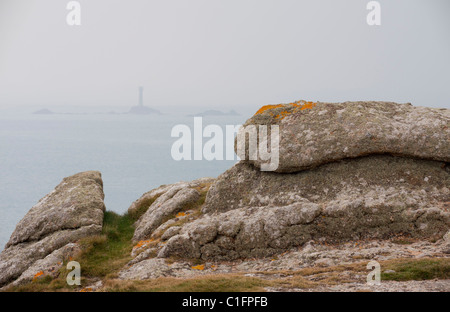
8, 211, 137, 291
381, 258, 450, 281
76, 211, 135, 278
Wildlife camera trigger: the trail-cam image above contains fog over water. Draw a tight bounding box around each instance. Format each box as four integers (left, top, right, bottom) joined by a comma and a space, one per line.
1, 0, 449, 110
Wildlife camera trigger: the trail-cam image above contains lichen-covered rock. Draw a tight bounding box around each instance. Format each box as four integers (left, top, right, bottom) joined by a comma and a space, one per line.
161, 226, 181, 241
152, 103, 450, 262
127, 177, 214, 216
129, 102, 449, 264
204, 155, 449, 214
159, 182, 449, 261
159, 200, 320, 260
0, 171, 105, 288
119, 258, 172, 280
157, 155, 450, 261
4, 243, 81, 289
238, 101, 449, 172
444, 231, 450, 243
132, 185, 200, 242
6, 171, 105, 248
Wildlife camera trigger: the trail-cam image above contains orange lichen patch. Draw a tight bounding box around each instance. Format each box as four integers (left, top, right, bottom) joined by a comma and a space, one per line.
299, 101, 316, 110
255, 100, 317, 120
79, 287, 93, 292
191, 264, 205, 271
254, 104, 284, 116
275, 100, 318, 120
32, 271, 44, 281
274, 110, 290, 119
133, 239, 154, 250
175, 212, 186, 218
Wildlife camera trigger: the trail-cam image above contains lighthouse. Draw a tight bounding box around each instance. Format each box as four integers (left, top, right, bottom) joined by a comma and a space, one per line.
139, 86, 144, 107
128, 86, 161, 115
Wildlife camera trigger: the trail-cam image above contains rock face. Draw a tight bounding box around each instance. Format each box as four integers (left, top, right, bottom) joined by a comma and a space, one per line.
157, 102, 450, 261
239, 101, 449, 172
131, 177, 214, 243
6, 243, 81, 288
119, 258, 172, 280
203, 156, 449, 214
160, 158, 449, 260
121, 239, 449, 282
0, 171, 105, 288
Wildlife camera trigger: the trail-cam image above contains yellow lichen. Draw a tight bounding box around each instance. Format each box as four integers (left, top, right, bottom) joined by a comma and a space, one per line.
255, 100, 317, 120
133, 239, 154, 250
191, 264, 205, 271
32, 271, 44, 281
254, 104, 284, 116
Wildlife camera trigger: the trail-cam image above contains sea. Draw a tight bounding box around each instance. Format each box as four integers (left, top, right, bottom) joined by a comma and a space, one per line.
0, 107, 247, 251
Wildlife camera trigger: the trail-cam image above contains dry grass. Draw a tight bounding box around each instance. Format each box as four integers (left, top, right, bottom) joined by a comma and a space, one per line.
8, 255, 449, 292
254, 257, 450, 288
103, 274, 271, 292
102, 270, 315, 292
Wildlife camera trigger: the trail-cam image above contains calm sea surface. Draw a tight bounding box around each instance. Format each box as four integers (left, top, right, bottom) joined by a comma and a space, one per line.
0, 111, 245, 250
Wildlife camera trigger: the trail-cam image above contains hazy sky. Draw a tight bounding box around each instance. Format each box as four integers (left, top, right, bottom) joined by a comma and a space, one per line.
0, 0, 449, 112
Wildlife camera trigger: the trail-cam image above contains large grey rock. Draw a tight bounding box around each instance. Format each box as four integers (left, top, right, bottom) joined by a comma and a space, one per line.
132, 102, 449, 262
159, 156, 450, 260
0, 171, 105, 288
160, 180, 449, 261
204, 155, 449, 214
238, 101, 449, 172
6, 171, 105, 248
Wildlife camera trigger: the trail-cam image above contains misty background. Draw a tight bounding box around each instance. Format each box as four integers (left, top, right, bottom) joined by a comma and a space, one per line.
0, 0, 449, 112
0, 0, 449, 249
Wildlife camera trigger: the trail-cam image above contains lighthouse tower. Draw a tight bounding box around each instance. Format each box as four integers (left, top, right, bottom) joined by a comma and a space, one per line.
139, 86, 144, 107
129, 86, 160, 114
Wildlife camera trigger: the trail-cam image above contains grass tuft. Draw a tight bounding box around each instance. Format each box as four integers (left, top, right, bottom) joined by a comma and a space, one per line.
381, 258, 450, 281
76, 211, 135, 278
